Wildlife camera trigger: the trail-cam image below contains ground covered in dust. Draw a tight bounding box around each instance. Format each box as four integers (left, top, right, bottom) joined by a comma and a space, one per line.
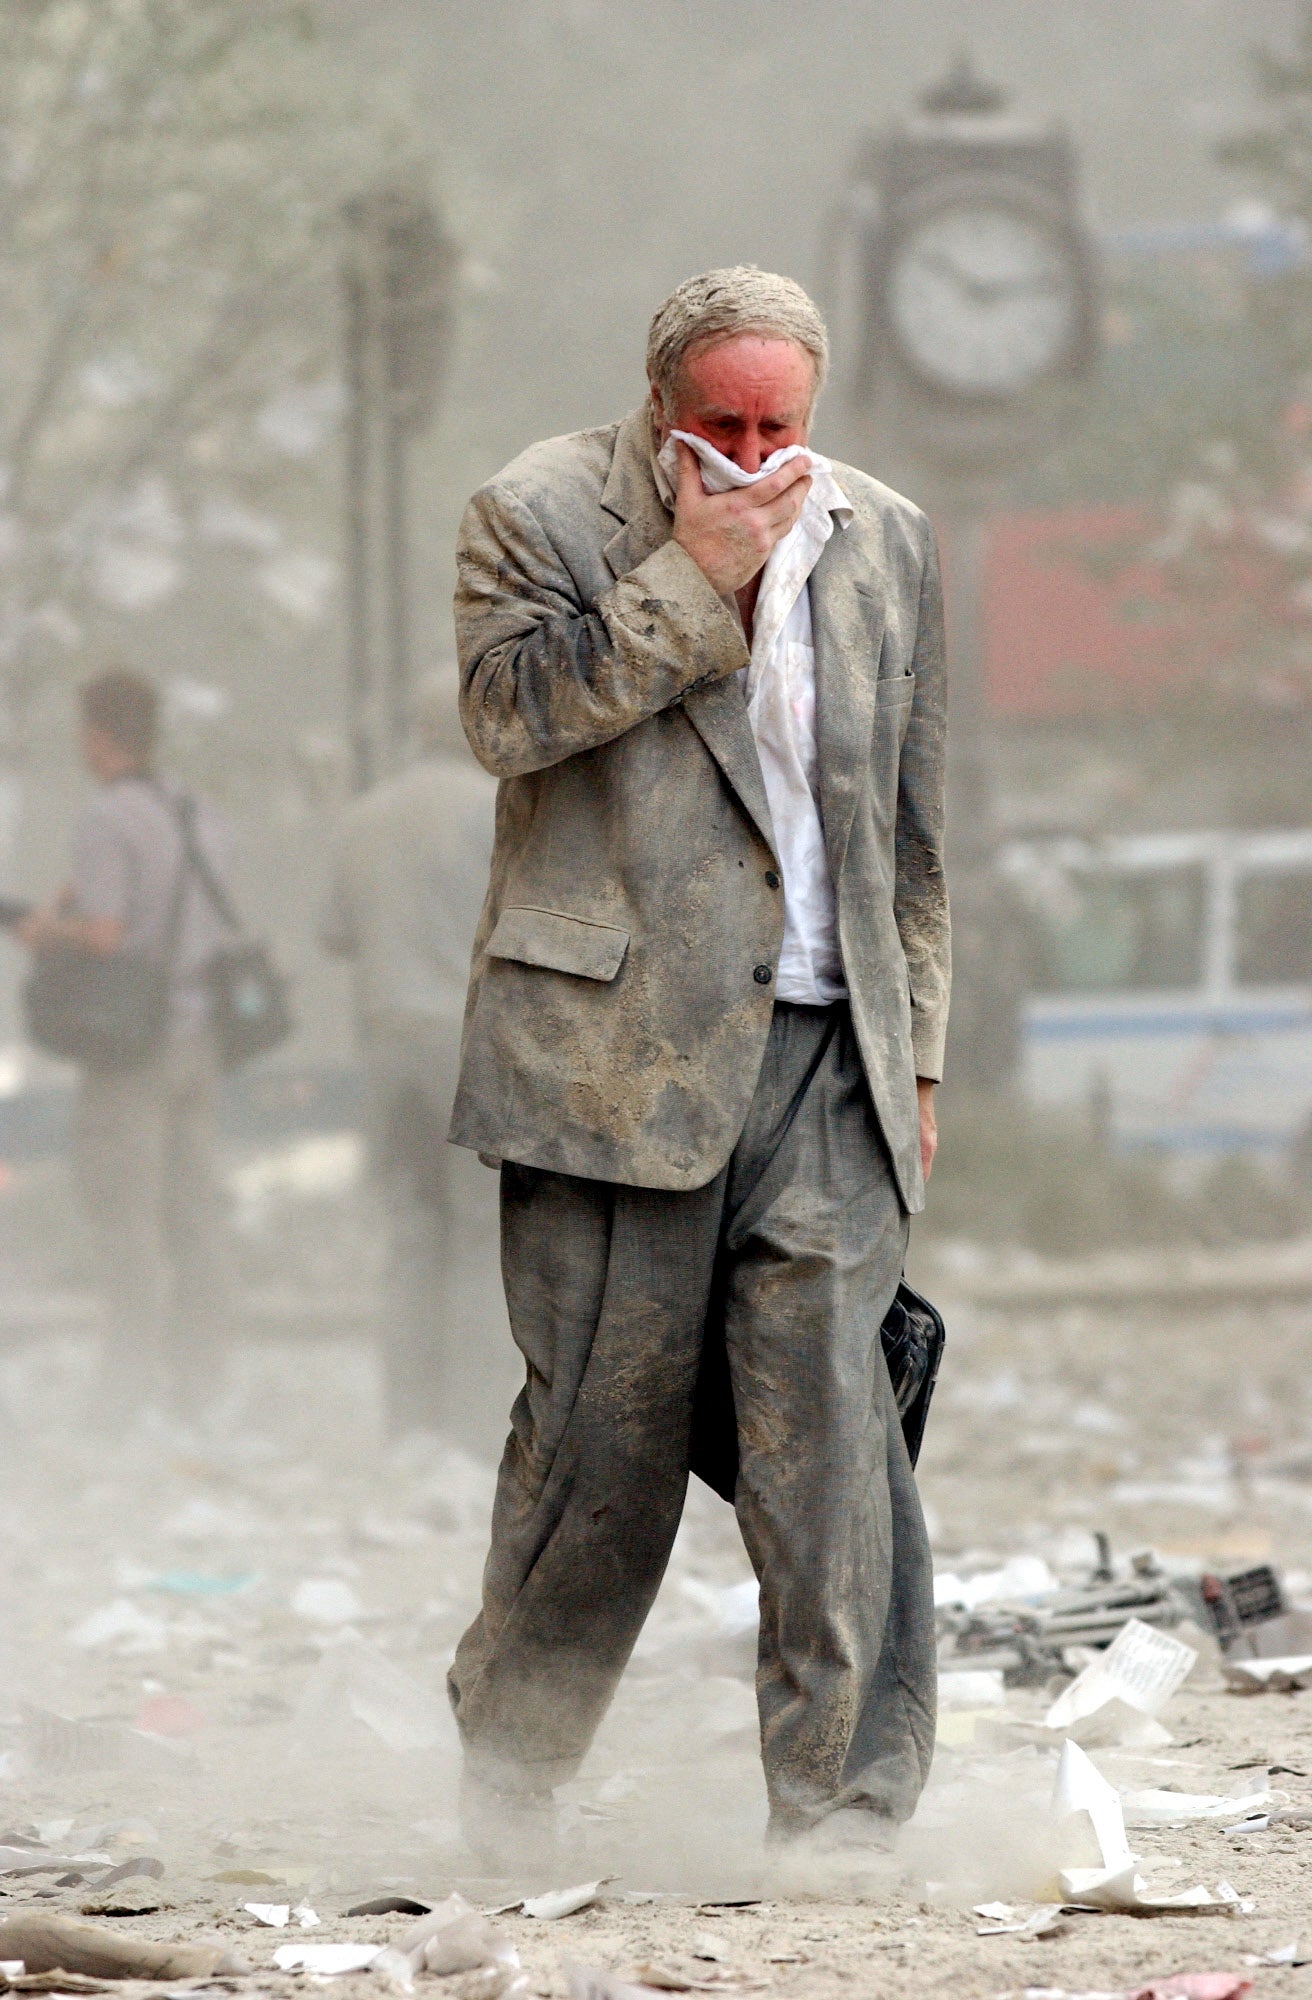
4, 1263, 1312, 1999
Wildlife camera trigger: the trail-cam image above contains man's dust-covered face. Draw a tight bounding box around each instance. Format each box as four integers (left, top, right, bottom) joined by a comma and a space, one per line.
652, 334, 815, 474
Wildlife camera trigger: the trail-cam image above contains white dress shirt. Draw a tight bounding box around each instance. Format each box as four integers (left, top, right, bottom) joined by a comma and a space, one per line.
655, 429, 853, 1004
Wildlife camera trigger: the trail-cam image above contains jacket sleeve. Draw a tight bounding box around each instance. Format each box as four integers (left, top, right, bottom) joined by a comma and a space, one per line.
895, 519, 951, 1081
455, 480, 749, 778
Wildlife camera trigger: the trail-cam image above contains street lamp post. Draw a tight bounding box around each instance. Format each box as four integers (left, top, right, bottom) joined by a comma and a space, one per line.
341, 184, 457, 791
830, 54, 1102, 1091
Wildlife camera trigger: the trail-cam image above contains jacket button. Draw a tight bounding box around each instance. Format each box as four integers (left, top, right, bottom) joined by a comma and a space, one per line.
764, 869, 780, 890
753, 964, 773, 985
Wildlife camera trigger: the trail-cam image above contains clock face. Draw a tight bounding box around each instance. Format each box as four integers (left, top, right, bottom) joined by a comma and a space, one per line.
887, 201, 1077, 397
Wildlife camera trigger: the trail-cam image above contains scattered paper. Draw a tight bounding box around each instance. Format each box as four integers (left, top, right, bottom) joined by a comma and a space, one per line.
244, 1904, 290, 1928
934, 1555, 1057, 1611
1046, 1619, 1197, 1744
974, 1900, 1066, 1936
0, 1849, 112, 1879
290, 1577, 365, 1626
385, 1905, 520, 1993
1052, 1739, 1134, 1872
1244, 1943, 1312, 1967
1062, 1863, 1249, 1916
272, 1943, 383, 1974
1223, 1654, 1312, 1692
1049, 1740, 1249, 1913
1122, 1789, 1275, 1827
521, 1880, 611, 1920
65, 1600, 169, 1655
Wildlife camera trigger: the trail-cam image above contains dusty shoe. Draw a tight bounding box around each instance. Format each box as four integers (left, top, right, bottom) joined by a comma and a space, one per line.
768, 1807, 901, 1901
458, 1766, 560, 1878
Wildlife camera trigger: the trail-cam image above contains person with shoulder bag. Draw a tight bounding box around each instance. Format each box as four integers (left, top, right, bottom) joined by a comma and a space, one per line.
14, 669, 281, 1428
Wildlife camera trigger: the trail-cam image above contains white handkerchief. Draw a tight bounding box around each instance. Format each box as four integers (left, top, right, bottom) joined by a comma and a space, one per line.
655, 430, 850, 522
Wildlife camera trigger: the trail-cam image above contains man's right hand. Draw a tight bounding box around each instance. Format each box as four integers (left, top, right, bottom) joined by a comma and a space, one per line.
672, 438, 812, 595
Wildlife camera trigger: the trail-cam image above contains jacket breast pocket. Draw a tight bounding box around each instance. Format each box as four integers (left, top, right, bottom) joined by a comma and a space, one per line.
485, 906, 630, 982
874, 671, 915, 708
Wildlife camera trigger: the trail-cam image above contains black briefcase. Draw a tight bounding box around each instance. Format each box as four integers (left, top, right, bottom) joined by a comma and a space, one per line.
689, 1275, 947, 1500
879, 1277, 946, 1469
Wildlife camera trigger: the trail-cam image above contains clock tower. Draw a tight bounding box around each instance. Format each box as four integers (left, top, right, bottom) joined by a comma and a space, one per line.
838, 53, 1101, 484
828, 56, 1103, 1091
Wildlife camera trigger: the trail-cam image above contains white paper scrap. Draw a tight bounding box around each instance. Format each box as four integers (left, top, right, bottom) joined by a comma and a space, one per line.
245, 1902, 291, 1926
1046, 1619, 1197, 1733
290, 1577, 365, 1627
974, 1901, 1066, 1937
294, 1904, 322, 1928
1051, 1738, 1134, 1872
1122, 1788, 1275, 1827
1059, 1862, 1249, 1915
1223, 1654, 1312, 1692
273, 1942, 384, 1974
521, 1879, 610, 1920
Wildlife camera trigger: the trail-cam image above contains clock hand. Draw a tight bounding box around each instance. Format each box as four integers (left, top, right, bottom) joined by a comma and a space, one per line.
917, 248, 1064, 306
970, 271, 1067, 304
918, 248, 992, 300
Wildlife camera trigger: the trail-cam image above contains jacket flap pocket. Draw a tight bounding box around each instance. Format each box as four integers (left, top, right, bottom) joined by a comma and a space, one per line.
486, 906, 629, 982
874, 671, 915, 707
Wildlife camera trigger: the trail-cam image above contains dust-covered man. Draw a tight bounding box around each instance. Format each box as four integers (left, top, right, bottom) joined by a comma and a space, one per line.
446, 267, 950, 1879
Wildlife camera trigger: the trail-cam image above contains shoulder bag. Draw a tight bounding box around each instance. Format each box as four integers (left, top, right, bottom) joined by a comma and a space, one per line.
172, 796, 293, 1069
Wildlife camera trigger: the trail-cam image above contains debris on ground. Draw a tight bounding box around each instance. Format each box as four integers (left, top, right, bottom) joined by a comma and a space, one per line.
5, 1297, 1312, 1997
1044, 1617, 1198, 1744
517, 1882, 613, 1921
0, 1913, 247, 1980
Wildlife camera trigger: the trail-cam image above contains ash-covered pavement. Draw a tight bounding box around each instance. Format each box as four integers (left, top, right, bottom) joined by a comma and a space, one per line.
4, 1254, 1312, 1999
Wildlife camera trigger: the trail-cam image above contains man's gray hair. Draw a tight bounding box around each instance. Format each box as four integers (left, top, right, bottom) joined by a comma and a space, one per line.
646, 266, 830, 416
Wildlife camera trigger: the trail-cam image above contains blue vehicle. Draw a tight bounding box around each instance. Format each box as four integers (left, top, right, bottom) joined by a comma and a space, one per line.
1002, 830, 1312, 1157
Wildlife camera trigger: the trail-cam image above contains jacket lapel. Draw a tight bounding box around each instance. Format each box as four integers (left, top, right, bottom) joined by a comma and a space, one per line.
812, 524, 885, 883
601, 406, 778, 862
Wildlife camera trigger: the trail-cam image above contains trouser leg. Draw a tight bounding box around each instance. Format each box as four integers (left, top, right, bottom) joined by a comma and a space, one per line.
74, 1058, 169, 1417
723, 1004, 935, 1838
448, 1160, 722, 1789
161, 1029, 230, 1418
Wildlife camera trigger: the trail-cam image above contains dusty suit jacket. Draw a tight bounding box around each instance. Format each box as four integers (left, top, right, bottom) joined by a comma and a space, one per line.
448, 402, 950, 1213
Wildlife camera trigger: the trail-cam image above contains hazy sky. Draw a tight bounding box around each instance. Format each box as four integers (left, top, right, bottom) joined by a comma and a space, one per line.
319, 0, 1300, 639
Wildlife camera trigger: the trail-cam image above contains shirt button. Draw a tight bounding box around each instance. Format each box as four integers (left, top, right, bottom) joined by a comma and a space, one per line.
753, 964, 773, 985
764, 869, 780, 890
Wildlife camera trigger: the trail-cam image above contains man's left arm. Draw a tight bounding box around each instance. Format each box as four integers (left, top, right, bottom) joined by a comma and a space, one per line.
893, 518, 951, 1176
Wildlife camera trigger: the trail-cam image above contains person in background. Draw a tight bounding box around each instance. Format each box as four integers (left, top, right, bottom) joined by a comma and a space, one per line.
320, 675, 496, 1445
17, 669, 234, 1426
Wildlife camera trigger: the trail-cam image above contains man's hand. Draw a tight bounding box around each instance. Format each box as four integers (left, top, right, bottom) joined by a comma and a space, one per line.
917, 1077, 937, 1183
672, 438, 811, 595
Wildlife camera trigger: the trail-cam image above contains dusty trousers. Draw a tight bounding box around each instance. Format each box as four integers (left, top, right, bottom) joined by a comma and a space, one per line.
448, 1001, 937, 1838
